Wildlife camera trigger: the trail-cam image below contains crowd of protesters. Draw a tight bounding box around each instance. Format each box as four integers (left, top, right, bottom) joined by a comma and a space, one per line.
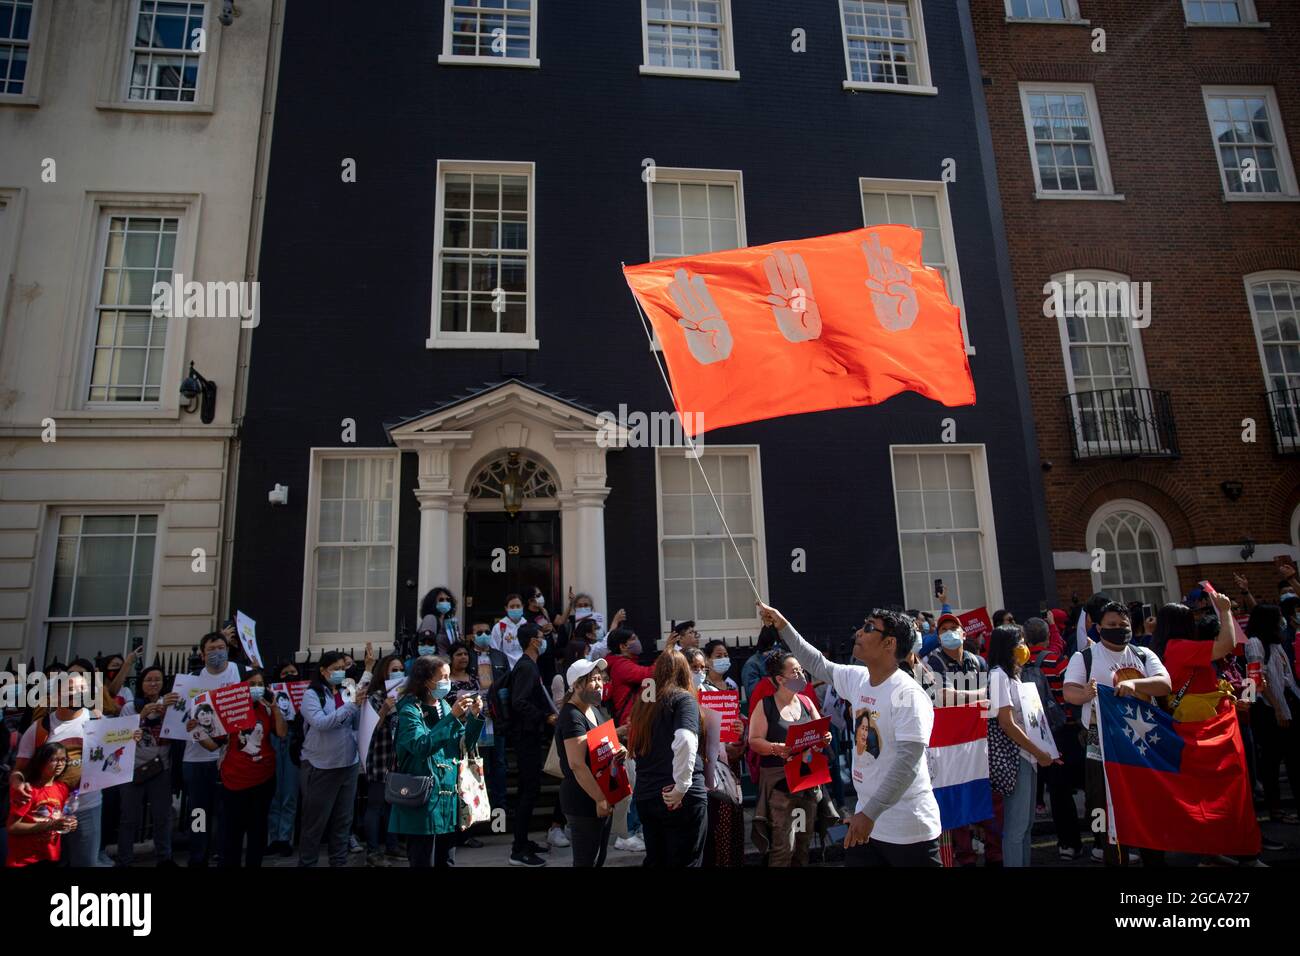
4, 567, 1298, 869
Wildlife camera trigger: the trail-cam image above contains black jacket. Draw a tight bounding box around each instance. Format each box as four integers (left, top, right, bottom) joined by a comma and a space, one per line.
507, 652, 550, 735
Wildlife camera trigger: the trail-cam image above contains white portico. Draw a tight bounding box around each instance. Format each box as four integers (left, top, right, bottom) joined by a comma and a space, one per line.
387, 380, 622, 621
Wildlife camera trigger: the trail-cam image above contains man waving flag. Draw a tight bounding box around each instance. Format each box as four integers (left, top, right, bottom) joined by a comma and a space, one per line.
623, 225, 974, 436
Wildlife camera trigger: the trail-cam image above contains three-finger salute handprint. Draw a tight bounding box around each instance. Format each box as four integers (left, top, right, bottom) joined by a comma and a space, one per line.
763, 250, 822, 343
862, 232, 918, 331
668, 268, 733, 364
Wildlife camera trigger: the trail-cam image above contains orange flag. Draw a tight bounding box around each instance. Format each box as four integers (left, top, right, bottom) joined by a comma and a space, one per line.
623, 225, 975, 436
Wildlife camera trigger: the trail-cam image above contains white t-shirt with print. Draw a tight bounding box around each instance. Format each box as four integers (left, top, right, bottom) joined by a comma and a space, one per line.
1063, 642, 1169, 730
832, 665, 942, 845
17, 709, 101, 810
988, 666, 1037, 764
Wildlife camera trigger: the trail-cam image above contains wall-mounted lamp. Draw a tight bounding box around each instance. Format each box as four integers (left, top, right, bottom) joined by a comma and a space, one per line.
179, 362, 217, 424
219, 1, 237, 27
1220, 480, 1244, 502
501, 451, 524, 517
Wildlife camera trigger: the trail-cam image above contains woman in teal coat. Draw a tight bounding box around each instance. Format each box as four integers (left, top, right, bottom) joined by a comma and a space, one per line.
389, 654, 485, 867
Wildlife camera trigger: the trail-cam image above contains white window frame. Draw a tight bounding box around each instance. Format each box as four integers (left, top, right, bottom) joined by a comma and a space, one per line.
1003, 0, 1088, 24
1085, 499, 1178, 606
55, 192, 201, 420
0, 0, 51, 105
860, 177, 973, 354
887, 444, 1004, 614
32, 507, 164, 666
96, 0, 223, 113
438, 0, 540, 69
1183, 0, 1267, 27
839, 0, 936, 96
1243, 270, 1300, 450
1201, 86, 1299, 201
300, 449, 401, 649
639, 0, 739, 81
1019, 82, 1122, 200
654, 445, 767, 643
428, 159, 538, 350
1051, 268, 1157, 455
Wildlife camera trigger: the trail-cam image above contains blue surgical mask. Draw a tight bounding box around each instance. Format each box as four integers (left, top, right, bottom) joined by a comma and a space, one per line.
783, 676, 807, 694
711, 657, 731, 675
436, 601, 452, 614
535, 638, 548, 656
507, 608, 523, 622
206, 649, 228, 670
692, 671, 705, 689
249, 686, 265, 701
474, 632, 492, 648
921, 620, 931, 634
534, 596, 545, 608
432, 680, 451, 699
418, 645, 437, 657
940, 632, 964, 651
328, 670, 346, 686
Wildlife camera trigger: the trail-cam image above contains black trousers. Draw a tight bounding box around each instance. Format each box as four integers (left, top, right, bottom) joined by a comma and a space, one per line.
405, 832, 455, 867
220, 778, 276, 868
1044, 722, 1084, 852
1252, 700, 1300, 815
568, 813, 612, 867
636, 794, 707, 867
512, 730, 543, 853
844, 837, 942, 867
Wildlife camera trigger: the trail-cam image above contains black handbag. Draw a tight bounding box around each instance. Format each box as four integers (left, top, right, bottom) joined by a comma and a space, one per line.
385, 772, 433, 807
134, 755, 166, 784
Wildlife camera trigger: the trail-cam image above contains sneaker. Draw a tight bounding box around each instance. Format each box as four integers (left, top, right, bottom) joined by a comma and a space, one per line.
509, 851, 547, 868
349, 835, 364, 853
1090, 847, 1105, 862
615, 833, 646, 853
547, 826, 571, 848
366, 851, 389, 868
1057, 846, 1084, 861
526, 839, 550, 854
1261, 836, 1285, 852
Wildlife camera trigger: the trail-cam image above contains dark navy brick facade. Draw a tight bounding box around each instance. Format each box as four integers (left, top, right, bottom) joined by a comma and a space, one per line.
231, 0, 1053, 665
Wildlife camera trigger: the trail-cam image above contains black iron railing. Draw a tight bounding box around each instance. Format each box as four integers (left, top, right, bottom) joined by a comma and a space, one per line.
1063, 387, 1180, 460
1266, 386, 1300, 454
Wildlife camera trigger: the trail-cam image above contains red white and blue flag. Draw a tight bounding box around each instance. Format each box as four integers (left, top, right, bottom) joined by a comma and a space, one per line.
1097, 685, 1260, 856
927, 704, 992, 831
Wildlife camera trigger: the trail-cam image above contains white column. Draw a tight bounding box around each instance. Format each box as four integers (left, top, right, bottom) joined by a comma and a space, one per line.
555, 432, 615, 617
415, 490, 450, 608
574, 491, 609, 614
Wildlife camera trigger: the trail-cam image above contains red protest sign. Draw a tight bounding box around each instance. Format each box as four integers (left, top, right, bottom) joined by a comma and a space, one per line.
958, 608, 993, 654
211, 682, 255, 731
783, 716, 831, 794
286, 680, 311, 711
700, 689, 741, 743
586, 719, 631, 805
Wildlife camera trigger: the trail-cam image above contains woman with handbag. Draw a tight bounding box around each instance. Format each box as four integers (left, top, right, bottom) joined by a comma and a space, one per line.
986, 626, 1056, 868
389, 655, 484, 868
556, 658, 623, 866
116, 666, 175, 866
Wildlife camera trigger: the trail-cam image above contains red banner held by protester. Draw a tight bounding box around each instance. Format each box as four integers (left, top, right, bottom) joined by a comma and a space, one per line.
212, 682, 255, 731
784, 716, 831, 794
700, 689, 742, 743
587, 719, 631, 805
958, 608, 993, 655
623, 225, 974, 436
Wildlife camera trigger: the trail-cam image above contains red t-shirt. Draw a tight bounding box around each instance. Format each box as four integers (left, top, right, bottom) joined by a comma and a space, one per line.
6, 780, 71, 867
1162, 639, 1219, 697
219, 705, 277, 791
607, 654, 656, 724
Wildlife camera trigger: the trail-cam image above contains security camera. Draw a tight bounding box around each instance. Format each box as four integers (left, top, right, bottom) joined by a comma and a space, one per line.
219, 1, 235, 27
268, 483, 289, 506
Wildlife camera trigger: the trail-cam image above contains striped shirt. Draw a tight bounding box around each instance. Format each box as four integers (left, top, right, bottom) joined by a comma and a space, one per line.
1036, 648, 1075, 721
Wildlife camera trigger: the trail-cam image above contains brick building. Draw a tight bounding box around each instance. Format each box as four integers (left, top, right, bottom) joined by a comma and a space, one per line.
971, 0, 1300, 612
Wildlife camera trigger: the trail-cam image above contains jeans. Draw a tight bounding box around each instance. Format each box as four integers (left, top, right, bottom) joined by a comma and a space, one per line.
363, 778, 397, 853
636, 794, 707, 867
1002, 759, 1036, 867
845, 837, 942, 867
569, 813, 612, 867
512, 731, 543, 853
297, 761, 359, 867
118, 767, 174, 865
221, 778, 276, 867
483, 735, 508, 814
267, 734, 298, 844
62, 804, 103, 867
181, 760, 222, 866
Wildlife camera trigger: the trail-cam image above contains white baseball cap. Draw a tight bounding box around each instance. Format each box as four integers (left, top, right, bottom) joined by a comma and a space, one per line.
566, 657, 608, 686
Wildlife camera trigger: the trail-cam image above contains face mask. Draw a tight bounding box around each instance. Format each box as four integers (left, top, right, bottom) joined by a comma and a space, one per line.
474, 632, 492, 648
535, 638, 548, 656
627, 639, 642, 656
436, 600, 452, 614
418, 645, 437, 657
432, 680, 451, 699
783, 676, 807, 695
920, 621, 931, 634
249, 686, 266, 701
1012, 645, 1031, 666
691, 671, 705, 689
584, 686, 603, 706
1099, 626, 1132, 646
575, 607, 592, 620
507, 608, 523, 622
206, 649, 228, 670
940, 631, 963, 651
282, 673, 298, 682
328, 670, 346, 685
711, 657, 731, 675
534, 596, 545, 608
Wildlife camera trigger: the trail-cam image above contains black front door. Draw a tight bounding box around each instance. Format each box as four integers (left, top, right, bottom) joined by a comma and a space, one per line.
462, 510, 561, 626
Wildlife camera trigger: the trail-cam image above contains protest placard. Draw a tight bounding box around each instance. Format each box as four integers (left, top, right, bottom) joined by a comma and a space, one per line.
958, 608, 994, 655
235, 611, 263, 667
189, 691, 226, 740
286, 680, 311, 711
211, 681, 255, 732
586, 718, 631, 804
358, 697, 380, 767
270, 683, 296, 720
81, 716, 139, 794
784, 715, 831, 793
1013, 681, 1058, 761
385, 674, 406, 699
699, 689, 741, 743
161, 673, 199, 740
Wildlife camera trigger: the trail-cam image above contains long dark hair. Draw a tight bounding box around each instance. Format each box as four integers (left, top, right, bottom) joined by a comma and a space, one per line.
629, 651, 694, 758
1150, 603, 1196, 659
1246, 603, 1283, 646
420, 587, 457, 619
135, 665, 166, 703
401, 655, 449, 705
371, 654, 402, 693
986, 625, 1024, 681
311, 651, 348, 692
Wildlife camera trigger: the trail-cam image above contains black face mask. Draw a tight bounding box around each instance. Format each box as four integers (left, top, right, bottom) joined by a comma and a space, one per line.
1099, 626, 1132, 646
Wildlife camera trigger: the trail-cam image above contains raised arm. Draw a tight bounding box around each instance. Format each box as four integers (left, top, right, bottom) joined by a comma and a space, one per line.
757, 601, 848, 690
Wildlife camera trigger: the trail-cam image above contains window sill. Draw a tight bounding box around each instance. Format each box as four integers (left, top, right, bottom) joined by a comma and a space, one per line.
843, 80, 938, 96
1034, 191, 1125, 201
1223, 193, 1300, 202
51, 406, 183, 422
1005, 17, 1090, 26
0, 94, 39, 108
425, 336, 540, 350
437, 54, 541, 69
639, 65, 740, 81
1185, 21, 1268, 29
95, 99, 214, 115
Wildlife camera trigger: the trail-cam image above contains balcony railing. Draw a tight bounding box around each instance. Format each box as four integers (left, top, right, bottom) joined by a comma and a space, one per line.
1266, 386, 1300, 455
1063, 387, 1180, 460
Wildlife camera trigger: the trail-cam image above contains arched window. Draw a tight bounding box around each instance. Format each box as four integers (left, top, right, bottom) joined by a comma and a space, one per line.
468, 454, 557, 501
1087, 502, 1177, 607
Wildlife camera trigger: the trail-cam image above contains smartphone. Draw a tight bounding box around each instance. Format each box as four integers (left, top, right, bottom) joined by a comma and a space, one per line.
934, 578, 944, 599
1141, 604, 1152, 622
130, 635, 145, 671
